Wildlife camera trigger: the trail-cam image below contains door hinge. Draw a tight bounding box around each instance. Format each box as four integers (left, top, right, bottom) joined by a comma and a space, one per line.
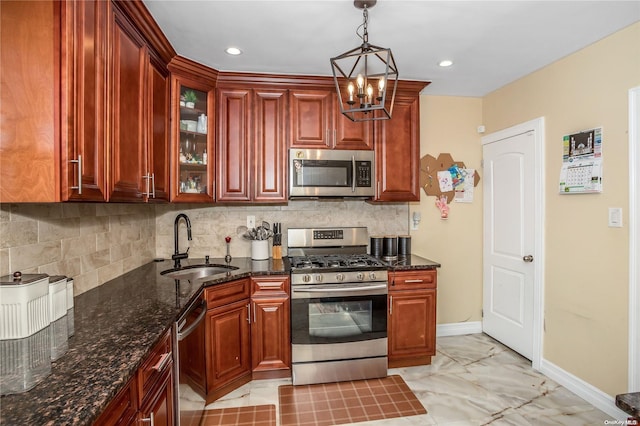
480, 159, 484, 168
481, 308, 484, 318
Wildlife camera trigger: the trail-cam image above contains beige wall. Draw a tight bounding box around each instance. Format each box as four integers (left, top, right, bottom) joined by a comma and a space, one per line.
412, 96, 484, 325
483, 22, 640, 396
0, 203, 156, 295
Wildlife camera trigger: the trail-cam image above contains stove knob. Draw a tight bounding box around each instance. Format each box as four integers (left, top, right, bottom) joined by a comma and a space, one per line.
336, 273, 345, 282
369, 272, 377, 280
356, 272, 364, 281
315, 274, 323, 283
302, 274, 311, 283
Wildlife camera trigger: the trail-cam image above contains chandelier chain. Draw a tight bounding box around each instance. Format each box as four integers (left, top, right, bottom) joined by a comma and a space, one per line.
356, 6, 369, 46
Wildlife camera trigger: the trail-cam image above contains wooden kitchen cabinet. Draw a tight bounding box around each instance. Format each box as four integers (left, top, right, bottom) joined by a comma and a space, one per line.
109, 5, 170, 203
0, 1, 62, 202
204, 279, 252, 403
388, 270, 437, 367
289, 89, 372, 150
253, 89, 288, 202
374, 95, 421, 201
95, 329, 174, 426
250, 276, 291, 379
215, 86, 288, 202
216, 88, 252, 201
168, 57, 217, 202
61, 0, 109, 202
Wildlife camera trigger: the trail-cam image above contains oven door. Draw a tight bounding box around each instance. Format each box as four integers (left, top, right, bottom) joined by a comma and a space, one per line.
291, 282, 387, 345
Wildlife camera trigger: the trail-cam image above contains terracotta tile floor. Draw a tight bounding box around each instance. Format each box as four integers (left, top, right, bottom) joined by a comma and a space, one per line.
278, 375, 426, 426
201, 404, 276, 426
204, 333, 615, 425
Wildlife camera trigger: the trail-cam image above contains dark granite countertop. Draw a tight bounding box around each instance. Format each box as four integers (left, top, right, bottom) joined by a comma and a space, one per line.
384, 254, 441, 270
0, 253, 439, 425
0, 257, 287, 426
616, 392, 640, 418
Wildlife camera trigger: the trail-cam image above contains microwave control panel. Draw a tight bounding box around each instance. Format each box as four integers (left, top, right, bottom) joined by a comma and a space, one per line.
356, 161, 372, 187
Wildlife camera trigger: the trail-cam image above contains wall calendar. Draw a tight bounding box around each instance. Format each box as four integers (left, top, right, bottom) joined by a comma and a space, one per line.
558, 127, 603, 194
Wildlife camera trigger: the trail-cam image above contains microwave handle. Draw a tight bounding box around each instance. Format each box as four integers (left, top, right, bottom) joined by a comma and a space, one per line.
351, 155, 356, 193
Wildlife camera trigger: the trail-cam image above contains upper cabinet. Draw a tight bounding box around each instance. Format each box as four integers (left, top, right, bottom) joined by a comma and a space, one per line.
373, 91, 423, 202
289, 89, 372, 150
108, 3, 172, 203
0, 1, 61, 202
215, 75, 288, 203
0, 0, 174, 203
61, 0, 109, 202
168, 56, 218, 203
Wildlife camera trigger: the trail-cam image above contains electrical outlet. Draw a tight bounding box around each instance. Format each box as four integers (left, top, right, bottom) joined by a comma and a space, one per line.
247, 215, 256, 229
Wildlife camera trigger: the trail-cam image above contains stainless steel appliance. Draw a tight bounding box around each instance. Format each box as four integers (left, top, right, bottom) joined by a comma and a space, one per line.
288, 227, 388, 385
289, 148, 375, 198
173, 293, 207, 426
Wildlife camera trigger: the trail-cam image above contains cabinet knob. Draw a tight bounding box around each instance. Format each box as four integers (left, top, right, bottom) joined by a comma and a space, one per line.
523, 255, 534, 262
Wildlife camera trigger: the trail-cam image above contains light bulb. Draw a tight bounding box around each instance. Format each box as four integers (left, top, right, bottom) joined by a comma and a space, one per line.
356, 74, 364, 89
378, 78, 385, 91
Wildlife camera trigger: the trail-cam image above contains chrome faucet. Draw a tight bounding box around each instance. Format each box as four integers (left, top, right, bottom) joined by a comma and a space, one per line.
172, 213, 192, 268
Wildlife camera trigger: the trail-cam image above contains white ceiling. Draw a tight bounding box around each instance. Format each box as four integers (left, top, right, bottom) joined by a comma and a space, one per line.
143, 0, 640, 97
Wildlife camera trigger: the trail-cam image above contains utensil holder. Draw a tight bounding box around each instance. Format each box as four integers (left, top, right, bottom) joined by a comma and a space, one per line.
251, 240, 269, 260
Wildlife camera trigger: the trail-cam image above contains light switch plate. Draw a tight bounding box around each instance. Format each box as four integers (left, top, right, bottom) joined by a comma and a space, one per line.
608, 207, 623, 228
247, 215, 256, 229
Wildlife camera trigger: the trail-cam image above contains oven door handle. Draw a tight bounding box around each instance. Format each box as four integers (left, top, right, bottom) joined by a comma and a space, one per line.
292, 284, 388, 294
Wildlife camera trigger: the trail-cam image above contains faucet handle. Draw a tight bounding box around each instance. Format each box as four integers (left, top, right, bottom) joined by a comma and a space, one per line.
205, 255, 210, 264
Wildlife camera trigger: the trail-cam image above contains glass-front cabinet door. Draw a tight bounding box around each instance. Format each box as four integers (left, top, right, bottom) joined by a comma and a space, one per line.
171, 77, 214, 202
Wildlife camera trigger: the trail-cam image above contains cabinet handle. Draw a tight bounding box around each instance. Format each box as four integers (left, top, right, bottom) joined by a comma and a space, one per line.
404, 279, 424, 283
142, 173, 150, 197
151, 352, 171, 372
253, 302, 257, 323
140, 412, 154, 426
377, 181, 380, 199
246, 303, 251, 323
389, 295, 393, 315
333, 129, 337, 146
70, 154, 82, 195
150, 173, 156, 198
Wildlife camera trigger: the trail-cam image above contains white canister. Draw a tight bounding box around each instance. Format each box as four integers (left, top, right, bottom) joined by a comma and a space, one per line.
251, 240, 269, 260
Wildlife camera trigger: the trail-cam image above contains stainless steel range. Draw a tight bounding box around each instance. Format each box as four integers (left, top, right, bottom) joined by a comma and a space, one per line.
288, 227, 388, 386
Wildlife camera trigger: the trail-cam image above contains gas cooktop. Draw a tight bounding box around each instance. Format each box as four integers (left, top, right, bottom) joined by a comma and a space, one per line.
289, 254, 387, 271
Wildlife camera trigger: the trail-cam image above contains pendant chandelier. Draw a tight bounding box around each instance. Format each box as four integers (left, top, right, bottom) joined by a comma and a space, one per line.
330, 0, 398, 122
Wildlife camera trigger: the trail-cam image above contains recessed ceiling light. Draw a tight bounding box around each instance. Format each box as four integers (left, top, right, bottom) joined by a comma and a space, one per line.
225, 47, 242, 56
439, 60, 453, 67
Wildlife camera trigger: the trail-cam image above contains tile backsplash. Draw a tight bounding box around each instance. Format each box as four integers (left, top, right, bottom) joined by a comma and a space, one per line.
0, 203, 155, 295
155, 200, 409, 259
1, 200, 408, 296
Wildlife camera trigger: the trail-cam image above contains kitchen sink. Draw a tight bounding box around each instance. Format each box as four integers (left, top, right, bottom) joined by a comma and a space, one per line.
160, 264, 239, 281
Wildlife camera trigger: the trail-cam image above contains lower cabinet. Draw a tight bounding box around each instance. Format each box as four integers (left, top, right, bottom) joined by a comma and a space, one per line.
250, 276, 291, 379
387, 270, 437, 368
95, 329, 174, 426
205, 299, 252, 401
203, 276, 291, 403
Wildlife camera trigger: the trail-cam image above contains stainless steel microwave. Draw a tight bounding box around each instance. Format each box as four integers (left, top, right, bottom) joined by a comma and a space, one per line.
289, 148, 375, 198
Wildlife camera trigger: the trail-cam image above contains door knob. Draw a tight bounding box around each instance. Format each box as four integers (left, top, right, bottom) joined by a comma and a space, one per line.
523, 255, 534, 262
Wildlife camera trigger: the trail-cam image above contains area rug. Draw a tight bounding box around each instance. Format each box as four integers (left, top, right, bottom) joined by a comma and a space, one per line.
278, 375, 427, 426
200, 404, 276, 426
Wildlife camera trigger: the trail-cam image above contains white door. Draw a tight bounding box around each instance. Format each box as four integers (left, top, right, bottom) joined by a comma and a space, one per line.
482, 122, 542, 361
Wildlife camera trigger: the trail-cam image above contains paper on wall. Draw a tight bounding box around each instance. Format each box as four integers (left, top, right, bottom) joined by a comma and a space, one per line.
454, 169, 475, 203
437, 170, 453, 192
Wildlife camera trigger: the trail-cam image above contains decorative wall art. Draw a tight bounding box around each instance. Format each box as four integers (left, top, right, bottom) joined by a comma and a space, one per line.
420, 153, 481, 218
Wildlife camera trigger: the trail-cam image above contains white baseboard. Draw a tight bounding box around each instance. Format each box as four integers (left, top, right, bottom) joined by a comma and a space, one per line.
437, 321, 483, 337
539, 358, 629, 420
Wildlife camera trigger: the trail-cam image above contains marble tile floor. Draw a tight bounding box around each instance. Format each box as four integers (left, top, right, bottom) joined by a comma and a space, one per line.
204, 333, 614, 425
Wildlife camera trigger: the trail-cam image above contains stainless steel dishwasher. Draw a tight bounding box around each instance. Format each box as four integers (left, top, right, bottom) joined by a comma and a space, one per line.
173, 293, 207, 426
